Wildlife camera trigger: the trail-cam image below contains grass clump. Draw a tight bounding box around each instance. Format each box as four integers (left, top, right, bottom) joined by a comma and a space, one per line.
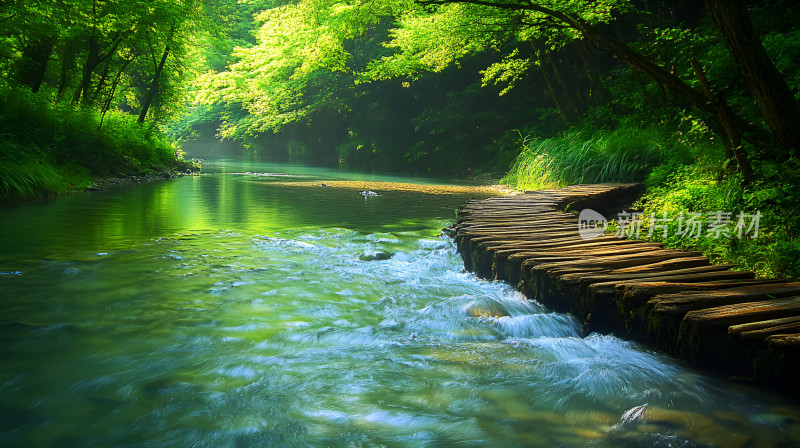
501, 128, 689, 191
0, 137, 64, 200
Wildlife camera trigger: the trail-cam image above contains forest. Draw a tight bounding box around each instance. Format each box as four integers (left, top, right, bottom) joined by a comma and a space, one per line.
2, 0, 800, 278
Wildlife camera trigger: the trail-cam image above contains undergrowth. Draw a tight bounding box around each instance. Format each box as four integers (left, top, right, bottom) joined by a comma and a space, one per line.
0, 137, 64, 199
0, 85, 196, 201
633, 160, 800, 280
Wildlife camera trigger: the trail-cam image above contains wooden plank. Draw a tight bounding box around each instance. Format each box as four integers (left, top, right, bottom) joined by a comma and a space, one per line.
503, 237, 649, 253
766, 333, 800, 346
532, 249, 703, 272
611, 256, 709, 273
563, 265, 746, 285
613, 279, 787, 308
471, 230, 581, 244
508, 244, 665, 262
651, 283, 800, 315
684, 296, 800, 328
729, 316, 800, 340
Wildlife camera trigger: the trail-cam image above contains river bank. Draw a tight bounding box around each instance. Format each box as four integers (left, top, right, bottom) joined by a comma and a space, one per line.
0, 161, 200, 206
86, 164, 201, 191
0, 86, 200, 203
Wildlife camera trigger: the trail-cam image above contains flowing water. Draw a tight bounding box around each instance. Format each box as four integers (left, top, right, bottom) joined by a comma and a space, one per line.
1, 158, 799, 447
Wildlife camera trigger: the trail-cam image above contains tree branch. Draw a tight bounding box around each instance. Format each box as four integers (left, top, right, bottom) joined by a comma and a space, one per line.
414, 0, 772, 147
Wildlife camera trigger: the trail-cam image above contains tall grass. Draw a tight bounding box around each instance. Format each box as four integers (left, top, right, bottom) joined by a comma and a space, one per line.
501, 128, 688, 190
0, 136, 64, 200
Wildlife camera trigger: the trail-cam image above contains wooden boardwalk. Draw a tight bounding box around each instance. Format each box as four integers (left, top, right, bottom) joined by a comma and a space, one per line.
452, 183, 800, 396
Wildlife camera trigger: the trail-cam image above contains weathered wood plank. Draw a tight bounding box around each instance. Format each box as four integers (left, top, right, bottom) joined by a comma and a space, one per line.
617, 279, 787, 309
680, 297, 800, 371
561, 265, 748, 285
651, 283, 800, 316
766, 333, 800, 346
684, 296, 800, 328
729, 316, 800, 340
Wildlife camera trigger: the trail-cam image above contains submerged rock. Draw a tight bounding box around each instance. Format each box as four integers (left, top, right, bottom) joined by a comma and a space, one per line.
359, 250, 394, 261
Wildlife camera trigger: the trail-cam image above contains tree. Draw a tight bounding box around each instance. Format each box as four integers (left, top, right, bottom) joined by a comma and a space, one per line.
703, 0, 800, 157
381, 0, 793, 173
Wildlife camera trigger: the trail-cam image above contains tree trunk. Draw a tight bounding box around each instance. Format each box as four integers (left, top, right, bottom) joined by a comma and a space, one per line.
79, 36, 101, 105
76, 32, 125, 105
99, 58, 134, 129
137, 46, 170, 123
548, 49, 587, 116
57, 44, 75, 98
17, 36, 55, 93
577, 40, 611, 103
691, 58, 753, 183
563, 45, 591, 111
91, 61, 111, 102
532, 41, 575, 123
540, 65, 570, 124
703, 0, 800, 157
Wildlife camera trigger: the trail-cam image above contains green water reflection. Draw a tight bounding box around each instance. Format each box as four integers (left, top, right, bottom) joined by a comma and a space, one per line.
0, 165, 481, 262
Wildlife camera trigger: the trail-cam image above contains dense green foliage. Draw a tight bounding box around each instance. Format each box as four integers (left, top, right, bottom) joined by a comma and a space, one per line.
631, 163, 800, 279
176, 1, 800, 173
171, 0, 582, 170
0, 0, 213, 199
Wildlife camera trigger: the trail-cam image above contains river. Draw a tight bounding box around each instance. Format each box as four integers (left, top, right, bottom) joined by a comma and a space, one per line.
1, 158, 799, 447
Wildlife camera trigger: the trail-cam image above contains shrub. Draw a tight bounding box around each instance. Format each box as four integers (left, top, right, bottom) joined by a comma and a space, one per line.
633, 162, 800, 280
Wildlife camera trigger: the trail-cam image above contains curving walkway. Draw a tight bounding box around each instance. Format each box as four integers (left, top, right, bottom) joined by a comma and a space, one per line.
453, 183, 800, 396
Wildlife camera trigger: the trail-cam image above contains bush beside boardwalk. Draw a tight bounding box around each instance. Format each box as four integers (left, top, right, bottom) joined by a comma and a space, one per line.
501, 127, 800, 282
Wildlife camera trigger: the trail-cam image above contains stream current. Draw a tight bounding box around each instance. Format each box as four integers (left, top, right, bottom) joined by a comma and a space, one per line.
1, 158, 799, 447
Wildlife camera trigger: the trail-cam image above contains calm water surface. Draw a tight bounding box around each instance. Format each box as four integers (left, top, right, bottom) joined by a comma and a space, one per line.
1, 159, 799, 447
